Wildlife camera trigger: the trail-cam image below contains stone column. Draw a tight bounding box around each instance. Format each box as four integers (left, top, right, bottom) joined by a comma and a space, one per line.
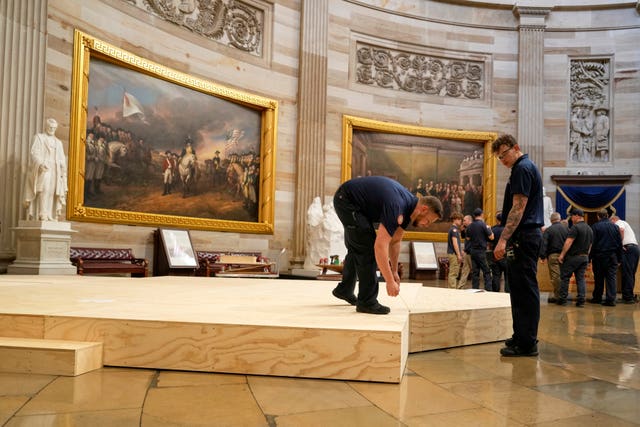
0, 0, 47, 271
292, 0, 328, 267
513, 5, 551, 169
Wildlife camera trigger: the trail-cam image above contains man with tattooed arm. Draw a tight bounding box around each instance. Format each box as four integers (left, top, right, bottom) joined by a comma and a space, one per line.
492, 134, 544, 357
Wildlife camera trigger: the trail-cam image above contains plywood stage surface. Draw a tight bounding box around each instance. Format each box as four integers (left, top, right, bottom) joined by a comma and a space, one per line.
0, 275, 511, 383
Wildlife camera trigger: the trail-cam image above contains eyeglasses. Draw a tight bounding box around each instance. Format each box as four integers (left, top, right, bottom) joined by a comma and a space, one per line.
497, 147, 513, 160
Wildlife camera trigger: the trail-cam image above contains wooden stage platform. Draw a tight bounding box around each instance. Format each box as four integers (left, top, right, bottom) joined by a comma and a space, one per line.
0, 275, 511, 383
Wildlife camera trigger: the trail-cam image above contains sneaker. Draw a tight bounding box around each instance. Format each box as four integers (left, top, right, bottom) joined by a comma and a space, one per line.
332, 287, 357, 305
587, 298, 602, 304
555, 299, 568, 306
576, 299, 585, 307
356, 302, 390, 315
621, 299, 636, 305
500, 342, 538, 357
547, 297, 558, 304
602, 300, 616, 307
505, 338, 516, 348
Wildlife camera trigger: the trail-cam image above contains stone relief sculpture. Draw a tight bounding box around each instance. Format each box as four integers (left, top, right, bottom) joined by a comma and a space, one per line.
126, 0, 264, 55
23, 118, 68, 221
569, 59, 611, 163
355, 42, 484, 100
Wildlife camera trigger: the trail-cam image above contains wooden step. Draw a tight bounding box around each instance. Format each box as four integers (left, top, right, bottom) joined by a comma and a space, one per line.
0, 337, 103, 376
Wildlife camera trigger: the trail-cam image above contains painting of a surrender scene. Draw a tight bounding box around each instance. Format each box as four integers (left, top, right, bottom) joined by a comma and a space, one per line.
343, 116, 497, 241
67, 31, 277, 233
86, 59, 260, 220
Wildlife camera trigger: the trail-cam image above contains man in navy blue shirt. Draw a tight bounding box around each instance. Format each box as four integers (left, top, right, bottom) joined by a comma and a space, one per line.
492, 134, 544, 357
467, 208, 494, 290
488, 211, 508, 292
332, 176, 443, 314
590, 209, 623, 306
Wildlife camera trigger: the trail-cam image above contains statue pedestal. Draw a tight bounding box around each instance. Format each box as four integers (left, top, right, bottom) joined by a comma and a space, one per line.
7, 220, 77, 275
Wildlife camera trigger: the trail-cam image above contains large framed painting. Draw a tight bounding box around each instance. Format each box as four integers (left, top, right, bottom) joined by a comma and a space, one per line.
342, 116, 497, 242
67, 30, 278, 233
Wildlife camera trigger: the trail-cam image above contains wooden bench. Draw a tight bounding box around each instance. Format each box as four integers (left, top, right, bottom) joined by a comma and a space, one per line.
195, 251, 262, 277
70, 247, 149, 277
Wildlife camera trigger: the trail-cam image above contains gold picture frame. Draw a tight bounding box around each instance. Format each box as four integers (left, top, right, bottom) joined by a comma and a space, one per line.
341, 115, 497, 242
68, 30, 278, 233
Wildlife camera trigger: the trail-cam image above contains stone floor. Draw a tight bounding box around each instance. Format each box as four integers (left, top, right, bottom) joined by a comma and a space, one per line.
0, 287, 638, 426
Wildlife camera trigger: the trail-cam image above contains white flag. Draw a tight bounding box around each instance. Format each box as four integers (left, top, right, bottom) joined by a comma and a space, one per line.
122, 91, 145, 120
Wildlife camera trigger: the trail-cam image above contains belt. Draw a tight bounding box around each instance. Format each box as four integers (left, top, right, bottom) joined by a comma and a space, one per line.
624, 244, 638, 248
569, 253, 589, 257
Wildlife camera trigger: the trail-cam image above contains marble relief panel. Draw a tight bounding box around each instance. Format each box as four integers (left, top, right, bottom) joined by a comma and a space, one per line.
124, 0, 266, 56
569, 58, 612, 164
354, 40, 486, 102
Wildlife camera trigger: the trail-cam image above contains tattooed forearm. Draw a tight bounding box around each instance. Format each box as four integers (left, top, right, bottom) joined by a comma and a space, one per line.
501, 194, 528, 241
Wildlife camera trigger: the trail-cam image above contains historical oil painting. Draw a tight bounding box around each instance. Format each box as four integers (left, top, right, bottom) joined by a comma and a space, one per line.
68, 30, 277, 233
342, 116, 497, 241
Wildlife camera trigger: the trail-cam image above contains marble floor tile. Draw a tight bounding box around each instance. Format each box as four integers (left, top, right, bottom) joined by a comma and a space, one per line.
248, 376, 371, 416
440, 377, 593, 424
0, 288, 637, 426
0, 396, 29, 425
16, 368, 154, 416
535, 379, 640, 424
156, 371, 247, 388
275, 405, 399, 427
142, 383, 267, 427
349, 373, 480, 421
404, 407, 526, 427
0, 372, 55, 396
5, 408, 141, 427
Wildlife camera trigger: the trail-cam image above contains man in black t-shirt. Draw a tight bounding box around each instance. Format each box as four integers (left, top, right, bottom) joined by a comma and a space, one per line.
557, 208, 593, 307
332, 176, 443, 315
492, 134, 544, 357
590, 209, 622, 306
467, 208, 494, 290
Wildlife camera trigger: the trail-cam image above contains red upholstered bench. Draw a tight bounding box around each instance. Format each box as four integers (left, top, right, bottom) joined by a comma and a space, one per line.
70, 247, 149, 277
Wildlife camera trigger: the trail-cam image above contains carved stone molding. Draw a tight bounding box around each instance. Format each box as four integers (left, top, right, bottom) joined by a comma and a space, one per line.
125, 0, 265, 56
569, 58, 612, 164
354, 42, 485, 101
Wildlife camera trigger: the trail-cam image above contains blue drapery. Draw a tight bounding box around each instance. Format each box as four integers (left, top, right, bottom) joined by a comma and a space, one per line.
555, 185, 626, 219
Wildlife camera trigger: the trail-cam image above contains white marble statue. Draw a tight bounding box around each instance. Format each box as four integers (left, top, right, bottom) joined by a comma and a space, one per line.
23, 118, 68, 221
304, 197, 347, 270
321, 200, 347, 262
542, 187, 553, 228
304, 196, 326, 270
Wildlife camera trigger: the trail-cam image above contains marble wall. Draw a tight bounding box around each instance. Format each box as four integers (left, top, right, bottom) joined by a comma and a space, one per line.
0, 0, 638, 271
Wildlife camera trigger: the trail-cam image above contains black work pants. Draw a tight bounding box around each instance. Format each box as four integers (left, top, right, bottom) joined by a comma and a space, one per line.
333, 190, 379, 306
471, 249, 492, 291
505, 228, 542, 350
592, 251, 619, 303
621, 245, 639, 301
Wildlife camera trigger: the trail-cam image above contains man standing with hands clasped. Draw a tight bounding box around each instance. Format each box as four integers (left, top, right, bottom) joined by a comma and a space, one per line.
492, 134, 544, 357
332, 176, 443, 315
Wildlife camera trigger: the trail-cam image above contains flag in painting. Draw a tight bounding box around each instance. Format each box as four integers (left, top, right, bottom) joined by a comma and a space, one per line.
122, 91, 146, 122
224, 129, 244, 157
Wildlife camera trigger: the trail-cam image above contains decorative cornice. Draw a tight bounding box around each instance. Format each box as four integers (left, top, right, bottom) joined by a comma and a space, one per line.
551, 175, 631, 185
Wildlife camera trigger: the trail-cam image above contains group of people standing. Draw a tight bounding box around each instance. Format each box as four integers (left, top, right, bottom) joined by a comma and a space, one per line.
330, 133, 637, 361
542, 208, 638, 307
446, 209, 508, 292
